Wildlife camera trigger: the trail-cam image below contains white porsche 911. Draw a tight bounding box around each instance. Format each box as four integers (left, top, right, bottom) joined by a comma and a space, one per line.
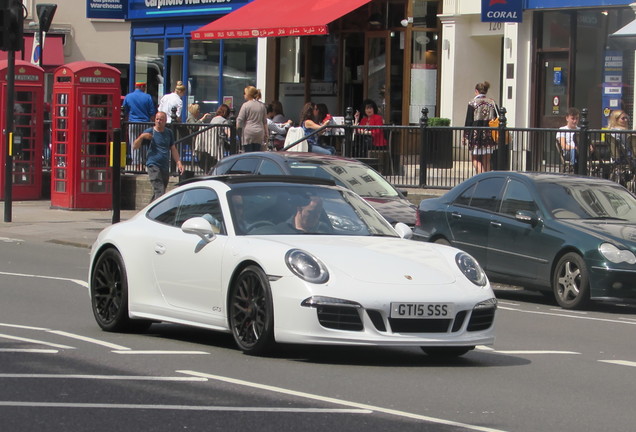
89, 175, 496, 357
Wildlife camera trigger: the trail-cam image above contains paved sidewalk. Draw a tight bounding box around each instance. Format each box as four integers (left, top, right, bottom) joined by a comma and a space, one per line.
0, 201, 137, 249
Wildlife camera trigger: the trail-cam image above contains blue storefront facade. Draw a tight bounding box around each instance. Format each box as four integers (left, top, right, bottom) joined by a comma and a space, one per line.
87, 0, 258, 119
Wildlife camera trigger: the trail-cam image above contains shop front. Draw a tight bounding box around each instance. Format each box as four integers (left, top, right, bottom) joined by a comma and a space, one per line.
441, 1, 636, 130
126, 0, 258, 119
193, 0, 442, 125
124, 0, 442, 125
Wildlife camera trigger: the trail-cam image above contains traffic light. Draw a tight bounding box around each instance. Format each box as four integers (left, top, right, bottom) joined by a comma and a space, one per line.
0, 0, 24, 52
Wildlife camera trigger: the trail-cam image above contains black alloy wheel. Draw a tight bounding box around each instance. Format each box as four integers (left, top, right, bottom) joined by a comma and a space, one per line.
553, 252, 590, 310
91, 248, 150, 332
229, 265, 275, 355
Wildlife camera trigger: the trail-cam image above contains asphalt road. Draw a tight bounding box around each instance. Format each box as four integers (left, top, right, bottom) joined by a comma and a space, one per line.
1, 240, 635, 432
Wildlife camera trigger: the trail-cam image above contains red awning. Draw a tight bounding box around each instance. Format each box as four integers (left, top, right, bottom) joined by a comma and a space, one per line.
0, 35, 65, 66
192, 0, 371, 40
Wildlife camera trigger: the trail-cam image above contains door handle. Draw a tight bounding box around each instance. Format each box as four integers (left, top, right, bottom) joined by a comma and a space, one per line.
154, 243, 166, 255
490, 221, 502, 228
451, 212, 461, 219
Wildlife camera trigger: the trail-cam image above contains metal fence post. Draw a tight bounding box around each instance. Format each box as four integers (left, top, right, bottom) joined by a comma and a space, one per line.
496, 107, 508, 170
344, 106, 354, 158
228, 108, 238, 155
112, 128, 121, 224
578, 107, 589, 176
419, 107, 429, 187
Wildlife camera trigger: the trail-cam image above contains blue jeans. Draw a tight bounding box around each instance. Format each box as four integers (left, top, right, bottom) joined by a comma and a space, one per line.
310, 144, 335, 155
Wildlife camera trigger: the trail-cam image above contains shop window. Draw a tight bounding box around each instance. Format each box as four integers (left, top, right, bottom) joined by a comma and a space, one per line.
409, 31, 438, 123
541, 12, 571, 49
189, 40, 221, 114
413, 1, 439, 29
223, 39, 257, 112
134, 39, 165, 107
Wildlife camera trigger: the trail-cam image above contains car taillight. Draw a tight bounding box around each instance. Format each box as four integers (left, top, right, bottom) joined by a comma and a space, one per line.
415, 209, 421, 227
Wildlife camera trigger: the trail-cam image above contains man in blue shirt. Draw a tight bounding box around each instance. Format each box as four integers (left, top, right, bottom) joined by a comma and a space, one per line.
123, 82, 156, 169
133, 112, 184, 201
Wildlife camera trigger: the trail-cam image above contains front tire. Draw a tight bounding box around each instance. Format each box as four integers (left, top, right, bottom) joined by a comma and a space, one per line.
229, 265, 275, 355
433, 237, 451, 246
553, 252, 590, 309
91, 248, 151, 332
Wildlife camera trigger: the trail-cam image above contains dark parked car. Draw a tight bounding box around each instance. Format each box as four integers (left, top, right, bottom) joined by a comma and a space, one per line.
414, 171, 636, 309
211, 152, 416, 226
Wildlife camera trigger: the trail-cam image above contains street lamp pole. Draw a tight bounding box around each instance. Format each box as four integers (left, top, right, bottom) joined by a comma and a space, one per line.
36, 4, 56, 67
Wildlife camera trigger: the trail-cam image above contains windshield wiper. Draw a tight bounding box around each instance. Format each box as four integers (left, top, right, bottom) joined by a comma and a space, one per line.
585, 216, 627, 221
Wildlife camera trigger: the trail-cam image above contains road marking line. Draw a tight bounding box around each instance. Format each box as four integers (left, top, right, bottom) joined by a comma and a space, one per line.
474, 346, 580, 355
0, 349, 58, 353
112, 350, 209, 355
0, 271, 87, 288
0, 323, 49, 331
0, 374, 208, 381
0, 324, 131, 351
549, 308, 587, 315
598, 360, 636, 368
497, 306, 636, 325
0, 401, 370, 413
178, 370, 509, 432
0, 237, 24, 243
47, 330, 130, 351
492, 350, 579, 355
495, 301, 520, 306
0, 333, 74, 349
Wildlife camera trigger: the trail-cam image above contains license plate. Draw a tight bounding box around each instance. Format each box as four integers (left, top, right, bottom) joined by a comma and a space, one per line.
390, 303, 453, 319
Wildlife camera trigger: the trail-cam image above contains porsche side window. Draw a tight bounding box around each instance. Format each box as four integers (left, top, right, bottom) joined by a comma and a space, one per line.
500, 180, 538, 217
147, 193, 182, 225
175, 188, 225, 234
469, 178, 505, 212
257, 160, 284, 175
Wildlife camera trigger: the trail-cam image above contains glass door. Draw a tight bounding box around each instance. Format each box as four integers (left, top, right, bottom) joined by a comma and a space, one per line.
165, 53, 184, 119
538, 52, 570, 128
366, 31, 404, 124
366, 32, 388, 121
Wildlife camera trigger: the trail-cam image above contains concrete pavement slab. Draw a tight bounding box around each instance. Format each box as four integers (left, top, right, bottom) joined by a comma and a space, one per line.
0, 201, 137, 249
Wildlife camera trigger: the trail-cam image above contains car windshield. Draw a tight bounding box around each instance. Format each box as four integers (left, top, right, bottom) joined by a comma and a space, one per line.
227, 184, 397, 236
286, 160, 400, 199
537, 181, 636, 222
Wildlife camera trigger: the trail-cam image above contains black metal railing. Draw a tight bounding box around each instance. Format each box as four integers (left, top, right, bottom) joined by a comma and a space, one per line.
40, 106, 635, 191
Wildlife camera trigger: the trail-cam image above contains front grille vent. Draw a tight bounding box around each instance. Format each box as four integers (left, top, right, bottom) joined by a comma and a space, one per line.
316, 305, 363, 331
467, 307, 496, 331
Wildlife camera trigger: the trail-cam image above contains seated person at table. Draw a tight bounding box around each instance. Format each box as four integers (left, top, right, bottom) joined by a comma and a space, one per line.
607, 109, 634, 163
556, 107, 580, 166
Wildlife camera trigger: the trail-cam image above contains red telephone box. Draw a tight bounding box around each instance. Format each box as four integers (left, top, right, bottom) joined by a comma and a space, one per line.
0, 60, 44, 200
51, 61, 121, 210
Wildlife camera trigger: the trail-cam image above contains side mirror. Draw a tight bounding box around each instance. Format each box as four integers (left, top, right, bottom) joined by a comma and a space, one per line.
399, 189, 408, 197
515, 210, 540, 227
182, 217, 216, 242
394, 222, 413, 239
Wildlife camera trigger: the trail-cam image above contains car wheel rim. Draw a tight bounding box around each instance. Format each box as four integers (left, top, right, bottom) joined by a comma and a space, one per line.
556, 260, 581, 303
231, 271, 266, 348
92, 255, 124, 325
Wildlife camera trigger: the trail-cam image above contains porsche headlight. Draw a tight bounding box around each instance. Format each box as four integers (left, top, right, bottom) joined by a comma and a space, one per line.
456, 252, 487, 287
285, 249, 329, 284
599, 243, 636, 264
